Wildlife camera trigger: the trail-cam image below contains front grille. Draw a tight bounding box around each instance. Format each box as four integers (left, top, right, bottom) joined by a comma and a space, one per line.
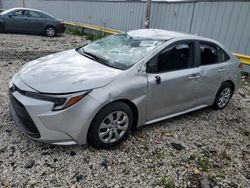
9, 90, 41, 138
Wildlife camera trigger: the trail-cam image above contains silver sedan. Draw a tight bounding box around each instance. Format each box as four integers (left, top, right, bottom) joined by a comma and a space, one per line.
9, 29, 241, 148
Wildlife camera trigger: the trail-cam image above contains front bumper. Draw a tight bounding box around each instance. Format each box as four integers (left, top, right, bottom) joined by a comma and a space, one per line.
9, 75, 101, 145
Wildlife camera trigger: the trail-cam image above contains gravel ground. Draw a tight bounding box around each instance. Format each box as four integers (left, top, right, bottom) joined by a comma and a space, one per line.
0, 33, 249, 188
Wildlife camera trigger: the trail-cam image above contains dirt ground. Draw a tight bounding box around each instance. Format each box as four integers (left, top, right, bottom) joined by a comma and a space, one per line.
0, 33, 249, 188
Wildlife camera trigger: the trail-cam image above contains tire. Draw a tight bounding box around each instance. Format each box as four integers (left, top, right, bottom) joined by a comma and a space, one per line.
212, 82, 233, 110
45, 26, 56, 37
88, 102, 133, 149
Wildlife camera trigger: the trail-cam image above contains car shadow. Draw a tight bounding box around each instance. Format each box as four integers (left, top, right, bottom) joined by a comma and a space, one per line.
1, 31, 64, 38
133, 106, 215, 133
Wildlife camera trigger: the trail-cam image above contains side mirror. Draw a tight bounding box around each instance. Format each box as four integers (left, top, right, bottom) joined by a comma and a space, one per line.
8, 14, 13, 18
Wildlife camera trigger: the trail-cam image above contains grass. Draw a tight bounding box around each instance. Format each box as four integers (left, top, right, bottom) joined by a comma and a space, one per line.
238, 128, 250, 137
155, 149, 165, 160
160, 176, 175, 188
221, 150, 231, 161
197, 157, 210, 172
65, 26, 83, 36
218, 171, 226, 178
240, 74, 250, 96
189, 154, 211, 172
65, 25, 107, 41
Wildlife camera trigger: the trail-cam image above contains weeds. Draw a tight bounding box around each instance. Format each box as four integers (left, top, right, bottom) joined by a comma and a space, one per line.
65, 25, 108, 41
197, 157, 210, 172
85, 32, 106, 41
65, 26, 83, 36
238, 128, 250, 137
160, 176, 175, 188
221, 150, 231, 161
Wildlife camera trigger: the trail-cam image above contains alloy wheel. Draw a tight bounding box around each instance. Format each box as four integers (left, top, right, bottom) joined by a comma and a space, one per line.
46, 27, 55, 37
218, 87, 231, 108
98, 111, 129, 144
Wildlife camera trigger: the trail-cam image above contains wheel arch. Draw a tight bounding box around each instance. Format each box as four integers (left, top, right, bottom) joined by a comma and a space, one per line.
86, 99, 139, 147
90, 99, 139, 132
222, 80, 235, 96
117, 99, 139, 131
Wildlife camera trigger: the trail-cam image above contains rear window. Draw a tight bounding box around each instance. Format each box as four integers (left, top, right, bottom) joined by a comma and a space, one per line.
200, 43, 230, 66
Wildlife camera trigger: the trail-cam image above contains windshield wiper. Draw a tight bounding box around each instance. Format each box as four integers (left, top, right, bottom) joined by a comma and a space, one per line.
77, 48, 118, 69
77, 48, 97, 61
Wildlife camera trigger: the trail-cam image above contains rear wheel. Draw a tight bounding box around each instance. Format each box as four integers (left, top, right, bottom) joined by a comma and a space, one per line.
45, 26, 56, 37
88, 102, 133, 148
212, 82, 233, 110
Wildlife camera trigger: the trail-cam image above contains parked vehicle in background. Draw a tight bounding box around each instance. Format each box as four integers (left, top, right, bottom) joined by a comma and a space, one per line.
9, 29, 241, 148
0, 8, 65, 37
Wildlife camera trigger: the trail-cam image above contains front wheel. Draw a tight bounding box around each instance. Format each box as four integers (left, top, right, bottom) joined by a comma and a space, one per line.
88, 102, 133, 148
45, 26, 56, 37
212, 82, 233, 110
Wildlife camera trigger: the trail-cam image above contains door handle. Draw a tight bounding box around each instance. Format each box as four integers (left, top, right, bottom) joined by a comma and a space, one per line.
155, 76, 161, 85
188, 74, 200, 80
218, 68, 225, 72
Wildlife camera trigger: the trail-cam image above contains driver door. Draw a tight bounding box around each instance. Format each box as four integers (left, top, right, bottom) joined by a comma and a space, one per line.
4, 10, 27, 33
146, 41, 203, 121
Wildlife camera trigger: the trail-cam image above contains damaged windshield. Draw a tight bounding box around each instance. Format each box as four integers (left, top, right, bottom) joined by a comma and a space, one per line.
78, 34, 164, 70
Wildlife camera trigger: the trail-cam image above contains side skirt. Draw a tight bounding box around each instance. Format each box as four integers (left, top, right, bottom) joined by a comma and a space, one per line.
144, 105, 208, 125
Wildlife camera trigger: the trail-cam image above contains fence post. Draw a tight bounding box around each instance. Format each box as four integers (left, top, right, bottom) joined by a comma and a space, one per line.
22, 0, 25, 8
189, 1, 196, 33
144, 0, 152, 29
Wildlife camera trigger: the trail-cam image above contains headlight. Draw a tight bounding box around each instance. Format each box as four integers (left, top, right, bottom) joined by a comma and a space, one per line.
25, 90, 91, 111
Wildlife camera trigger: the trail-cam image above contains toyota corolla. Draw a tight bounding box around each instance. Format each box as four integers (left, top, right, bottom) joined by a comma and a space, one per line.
9, 29, 241, 148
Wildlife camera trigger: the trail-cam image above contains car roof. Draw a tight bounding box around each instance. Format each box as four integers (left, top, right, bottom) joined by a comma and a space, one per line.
3, 7, 42, 13
1, 7, 55, 18
127, 29, 218, 43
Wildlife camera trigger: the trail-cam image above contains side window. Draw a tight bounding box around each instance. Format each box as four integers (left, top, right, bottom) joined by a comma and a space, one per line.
200, 44, 217, 65
23, 10, 30, 17
11, 10, 23, 17
147, 42, 194, 73
217, 47, 230, 62
200, 43, 230, 66
29, 11, 43, 18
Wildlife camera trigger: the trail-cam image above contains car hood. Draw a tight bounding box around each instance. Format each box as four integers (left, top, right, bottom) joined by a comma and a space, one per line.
18, 49, 122, 94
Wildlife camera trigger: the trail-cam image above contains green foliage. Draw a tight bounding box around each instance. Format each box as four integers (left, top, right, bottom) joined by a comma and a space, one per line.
160, 176, 175, 188
197, 157, 210, 172
84, 32, 106, 41
65, 25, 108, 41
65, 26, 83, 36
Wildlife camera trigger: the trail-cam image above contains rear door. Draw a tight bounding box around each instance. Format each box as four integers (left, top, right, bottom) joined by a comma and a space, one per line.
146, 40, 203, 121
4, 10, 27, 32
197, 41, 231, 104
24, 10, 47, 33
